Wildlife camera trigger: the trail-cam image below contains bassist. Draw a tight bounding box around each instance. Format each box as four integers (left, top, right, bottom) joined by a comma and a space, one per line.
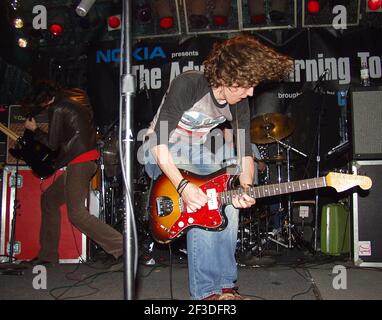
23, 80, 123, 266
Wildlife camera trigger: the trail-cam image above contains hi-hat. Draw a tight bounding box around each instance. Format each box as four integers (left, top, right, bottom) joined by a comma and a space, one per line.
250, 112, 295, 144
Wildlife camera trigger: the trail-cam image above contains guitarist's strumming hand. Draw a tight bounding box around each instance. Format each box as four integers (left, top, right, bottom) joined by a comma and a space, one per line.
25, 117, 38, 132
181, 183, 208, 213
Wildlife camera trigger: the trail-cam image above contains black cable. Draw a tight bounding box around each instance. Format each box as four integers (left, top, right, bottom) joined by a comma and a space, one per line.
291, 284, 313, 300
49, 270, 112, 300
69, 222, 110, 270
137, 265, 163, 278
168, 243, 174, 300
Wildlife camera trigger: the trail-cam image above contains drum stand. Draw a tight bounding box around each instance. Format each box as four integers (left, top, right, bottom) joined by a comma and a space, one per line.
97, 139, 106, 223
266, 134, 307, 249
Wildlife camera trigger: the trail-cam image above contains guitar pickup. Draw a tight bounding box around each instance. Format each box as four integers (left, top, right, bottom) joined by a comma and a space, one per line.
206, 188, 218, 210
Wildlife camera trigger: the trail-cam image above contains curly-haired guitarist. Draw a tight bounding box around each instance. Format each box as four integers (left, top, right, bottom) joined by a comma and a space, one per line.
142, 35, 293, 300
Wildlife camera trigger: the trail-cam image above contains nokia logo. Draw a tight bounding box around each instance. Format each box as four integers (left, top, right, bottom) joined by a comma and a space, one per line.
96, 46, 166, 63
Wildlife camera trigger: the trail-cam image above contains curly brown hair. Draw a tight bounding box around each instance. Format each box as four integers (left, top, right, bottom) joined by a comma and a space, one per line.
203, 34, 293, 88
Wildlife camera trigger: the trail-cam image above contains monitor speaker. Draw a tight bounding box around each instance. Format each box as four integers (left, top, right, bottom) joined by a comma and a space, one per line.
350, 86, 382, 160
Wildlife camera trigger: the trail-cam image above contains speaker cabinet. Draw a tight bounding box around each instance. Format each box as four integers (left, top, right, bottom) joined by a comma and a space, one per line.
350, 86, 382, 160
352, 160, 382, 267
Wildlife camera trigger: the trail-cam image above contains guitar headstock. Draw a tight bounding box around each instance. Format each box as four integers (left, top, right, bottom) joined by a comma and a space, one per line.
325, 172, 372, 192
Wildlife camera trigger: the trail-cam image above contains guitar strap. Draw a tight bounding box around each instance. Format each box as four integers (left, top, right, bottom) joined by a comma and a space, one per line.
233, 104, 242, 176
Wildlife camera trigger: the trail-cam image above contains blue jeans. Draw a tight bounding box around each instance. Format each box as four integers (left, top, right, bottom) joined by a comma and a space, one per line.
143, 142, 239, 299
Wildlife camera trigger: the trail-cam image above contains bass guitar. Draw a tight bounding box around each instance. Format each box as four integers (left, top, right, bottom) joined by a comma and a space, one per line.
0, 123, 57, 178
150, 167, 372, 243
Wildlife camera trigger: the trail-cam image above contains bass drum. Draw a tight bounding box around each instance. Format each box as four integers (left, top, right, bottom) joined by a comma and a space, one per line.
103, 129, 121, 178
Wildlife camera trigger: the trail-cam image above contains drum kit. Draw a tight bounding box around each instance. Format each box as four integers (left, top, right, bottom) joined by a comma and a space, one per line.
237, 111, 311, 265
92, 124, 150, 235
90, 125, 125, 231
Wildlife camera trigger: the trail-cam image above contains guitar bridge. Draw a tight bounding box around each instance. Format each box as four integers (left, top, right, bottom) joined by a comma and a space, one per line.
178, 197, 184, 212
156, 196, 173, 217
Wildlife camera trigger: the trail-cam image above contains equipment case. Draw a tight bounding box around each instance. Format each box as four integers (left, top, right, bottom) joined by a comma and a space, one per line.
0, 166, 86, 263
352, 160, 382, 267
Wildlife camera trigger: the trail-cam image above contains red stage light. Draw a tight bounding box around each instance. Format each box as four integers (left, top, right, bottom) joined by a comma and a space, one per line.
251, 14, 266, 25
108, 15, 121, 29
368, 0, 382, 11
159, 17, 174, 29
49, 24, 63, 36
307, 0, 320, 14
213, 15, 227, 26
248, 0, 266, 25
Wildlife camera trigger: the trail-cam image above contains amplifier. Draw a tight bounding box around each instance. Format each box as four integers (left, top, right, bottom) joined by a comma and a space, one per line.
349, 86, 382, 160
0, 166, 86, 263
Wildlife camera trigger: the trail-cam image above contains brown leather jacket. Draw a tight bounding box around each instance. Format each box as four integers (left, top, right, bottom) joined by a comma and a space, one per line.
34, 88, 97, 170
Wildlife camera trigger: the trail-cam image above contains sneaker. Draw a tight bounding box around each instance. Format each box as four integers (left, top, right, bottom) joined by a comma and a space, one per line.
202, 293, 222, 300
221, 288, 250, 300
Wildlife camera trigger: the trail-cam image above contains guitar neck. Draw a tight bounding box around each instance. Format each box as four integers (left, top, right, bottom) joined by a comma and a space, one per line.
0, 123, 19, 141
219, 177, 327, 204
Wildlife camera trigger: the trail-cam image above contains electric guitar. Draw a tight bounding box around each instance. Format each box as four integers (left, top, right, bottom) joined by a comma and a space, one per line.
0, 123, 57, 178
149, 167, 372, 243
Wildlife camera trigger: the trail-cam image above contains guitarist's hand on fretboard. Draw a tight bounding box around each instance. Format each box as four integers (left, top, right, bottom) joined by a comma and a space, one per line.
231, 190, 256, 209
181, 183, 208, 213
25, 117, 38, 132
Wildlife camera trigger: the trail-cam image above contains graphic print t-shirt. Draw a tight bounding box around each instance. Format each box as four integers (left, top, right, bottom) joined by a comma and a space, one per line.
147, 71, 252, 157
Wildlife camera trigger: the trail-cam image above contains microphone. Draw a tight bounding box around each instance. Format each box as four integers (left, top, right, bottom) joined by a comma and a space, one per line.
317, 68, 330, 82
313, 68, 330, 92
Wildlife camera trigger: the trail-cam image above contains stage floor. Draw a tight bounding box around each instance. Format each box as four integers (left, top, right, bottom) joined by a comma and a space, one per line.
1, 246, 381, 301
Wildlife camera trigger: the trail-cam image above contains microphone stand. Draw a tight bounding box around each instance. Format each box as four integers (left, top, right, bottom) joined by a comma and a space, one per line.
120, 0, 137, 300
312, 69, 329, 252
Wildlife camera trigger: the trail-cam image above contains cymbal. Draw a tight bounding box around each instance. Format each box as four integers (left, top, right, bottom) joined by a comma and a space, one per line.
250, 113, 295, 144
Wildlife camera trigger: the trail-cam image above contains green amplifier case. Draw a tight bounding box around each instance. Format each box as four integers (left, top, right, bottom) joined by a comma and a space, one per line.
320, 203, 350, 256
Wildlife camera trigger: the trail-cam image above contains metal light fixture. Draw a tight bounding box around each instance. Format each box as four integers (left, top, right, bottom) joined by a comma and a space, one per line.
186, 0, 209, 29
76, 0, 96, 17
